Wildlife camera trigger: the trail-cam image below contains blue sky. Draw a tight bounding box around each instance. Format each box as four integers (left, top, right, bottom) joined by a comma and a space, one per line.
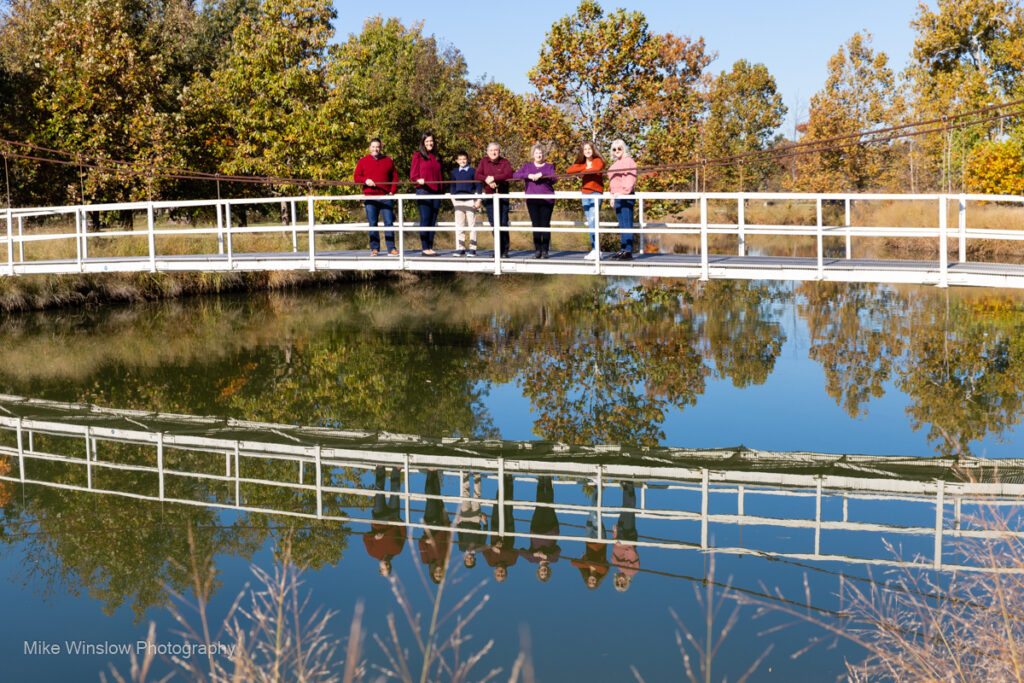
334, 1, 926, 133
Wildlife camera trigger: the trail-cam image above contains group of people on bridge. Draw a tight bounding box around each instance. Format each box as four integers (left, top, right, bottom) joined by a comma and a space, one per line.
362, 466, 640, 592
353, 135, 639, 260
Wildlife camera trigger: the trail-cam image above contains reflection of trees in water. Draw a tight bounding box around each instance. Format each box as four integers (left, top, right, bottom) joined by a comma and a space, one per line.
0, 435, 359, 621
484, 280, 788, 445
799, 283, 1024, 456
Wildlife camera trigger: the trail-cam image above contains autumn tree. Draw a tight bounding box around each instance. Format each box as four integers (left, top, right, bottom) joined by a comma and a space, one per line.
791, 31, 896, 192
329, 16, 477, 176
467, 82, 576, 169
529, 0, 712, 166
906, 0, 1024, 192
700, 59, 787, 191
181, 0, 342, 193
0, 0, 196, 211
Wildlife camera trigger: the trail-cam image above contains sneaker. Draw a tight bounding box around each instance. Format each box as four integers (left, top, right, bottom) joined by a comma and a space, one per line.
541, 250, 550, 259
500, 250, 509, 258
619, 250, 632, 260
584, 249, 599, 260
467, 249, 477, 258
422, 249, 437, 256
455, 250, 465, 257
370, 249, 379, 256
388, 248, 398, 256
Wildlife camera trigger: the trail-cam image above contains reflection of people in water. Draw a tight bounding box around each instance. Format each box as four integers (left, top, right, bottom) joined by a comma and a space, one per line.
519, 475, 560, 582
612, 481, 640, 592
454, 472, 488, 569
485, 474, 517, 582
363, 466, 406, 577
419, 469, 452, 584
572, 482, 609, 590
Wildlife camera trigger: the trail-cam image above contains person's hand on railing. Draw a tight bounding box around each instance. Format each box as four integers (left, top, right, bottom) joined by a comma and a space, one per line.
364, 179, 376, 188
416, 178, 425, 186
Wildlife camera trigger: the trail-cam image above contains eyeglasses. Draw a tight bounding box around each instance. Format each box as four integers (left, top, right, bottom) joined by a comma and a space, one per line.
612, 146, 624, 151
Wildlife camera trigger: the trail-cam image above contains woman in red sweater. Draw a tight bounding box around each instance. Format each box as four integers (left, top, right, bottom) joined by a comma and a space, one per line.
410, 133, 443, 256
565, 142, 605, 259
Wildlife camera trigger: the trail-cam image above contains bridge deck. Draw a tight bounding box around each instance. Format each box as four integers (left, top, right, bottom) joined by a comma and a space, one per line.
11, 248, 1024, 288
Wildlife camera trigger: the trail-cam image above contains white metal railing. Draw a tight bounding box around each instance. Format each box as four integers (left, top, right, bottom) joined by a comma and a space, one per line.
4, 192, 1023, 287
2, 395, 1024, 573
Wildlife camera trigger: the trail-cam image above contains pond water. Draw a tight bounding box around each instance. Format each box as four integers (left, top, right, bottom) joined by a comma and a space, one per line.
2, 274, 1024, 681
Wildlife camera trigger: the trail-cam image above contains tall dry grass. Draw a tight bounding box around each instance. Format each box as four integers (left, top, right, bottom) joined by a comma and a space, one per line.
102, 528, 530, 683
734, 501, 1024, 681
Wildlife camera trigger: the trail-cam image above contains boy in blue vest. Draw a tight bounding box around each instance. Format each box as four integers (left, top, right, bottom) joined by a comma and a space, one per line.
450, 151, 482, 256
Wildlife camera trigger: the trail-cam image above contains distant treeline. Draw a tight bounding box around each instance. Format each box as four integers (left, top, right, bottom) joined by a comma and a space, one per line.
0, 0, 1022, 211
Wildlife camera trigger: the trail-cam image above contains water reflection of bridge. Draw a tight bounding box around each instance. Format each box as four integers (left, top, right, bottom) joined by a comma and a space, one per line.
1, 395, 1022, 573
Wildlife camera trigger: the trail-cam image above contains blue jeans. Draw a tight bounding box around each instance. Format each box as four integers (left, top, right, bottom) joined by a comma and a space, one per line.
416, 192, 441, 249
365, 200, 395, 251
581, 195, 600, 248
484, 198, 511, 255
614, 198, 635, 251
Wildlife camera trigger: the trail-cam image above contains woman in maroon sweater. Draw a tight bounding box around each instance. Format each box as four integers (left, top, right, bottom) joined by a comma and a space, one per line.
410, 133, 443, 255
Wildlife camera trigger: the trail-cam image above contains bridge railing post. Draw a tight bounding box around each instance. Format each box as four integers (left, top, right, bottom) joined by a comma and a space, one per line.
816, 197, 824, 279
226, 203, 234, 269
737, 195, 745, 257
5, 207, 13, 276
497, 456, 505, 535
290, 200, 298, 253
216, 201, 224, 255
700, 468, 709, 549
307, 196, 315, 272
958, 194, 966, 263
75, 208, 83, 272
700, 195, 709, 281
594, 199, 601, 273
638, 197, 645, 254
398, 197, 405, 270
845, 198, 851, 259
147, 202, 156, 273
17, 214, 24, 263
934, 480, 945, 570
492, 195, 501, 275
939, 196, 948, 288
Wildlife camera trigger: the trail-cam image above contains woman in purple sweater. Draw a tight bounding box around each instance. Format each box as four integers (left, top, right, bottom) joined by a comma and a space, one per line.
513, 144, 557, 259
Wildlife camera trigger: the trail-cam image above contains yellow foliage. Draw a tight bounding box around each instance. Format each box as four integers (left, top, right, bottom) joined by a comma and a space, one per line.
967, 140, 1024, 196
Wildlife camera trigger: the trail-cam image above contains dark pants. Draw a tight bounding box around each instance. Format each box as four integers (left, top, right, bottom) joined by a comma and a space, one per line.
530, 475, 558, 535
416, 193, 440, 249
484, 197, 511, 255
489, 474, 515, 535
527, 199, 554, 253
617, 481, 638, 542
424, 469, 449, 526
365, 200, 395, 251
614, 198, 635, 252
372, 465, 402, 521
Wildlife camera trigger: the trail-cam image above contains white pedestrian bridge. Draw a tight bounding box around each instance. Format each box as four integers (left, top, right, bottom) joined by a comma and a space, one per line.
4, 191, 1024, 288
2, 394, 1023, 574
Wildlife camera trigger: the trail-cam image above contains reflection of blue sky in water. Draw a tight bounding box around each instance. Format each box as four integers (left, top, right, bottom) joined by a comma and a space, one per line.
1, 451, 1002, 680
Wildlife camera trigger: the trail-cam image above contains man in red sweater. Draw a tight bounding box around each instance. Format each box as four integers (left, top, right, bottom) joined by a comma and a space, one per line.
474, 143, 514, 258
353, 139, 398, 255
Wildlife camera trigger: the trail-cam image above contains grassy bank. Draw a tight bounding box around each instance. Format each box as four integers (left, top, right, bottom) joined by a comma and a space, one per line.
0, 269, 392, 313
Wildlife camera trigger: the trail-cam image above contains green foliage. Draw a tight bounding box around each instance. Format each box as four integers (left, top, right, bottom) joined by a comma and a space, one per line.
181, 0, 342, 188
701, 59, 787, 191
329, 16, 476, 174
